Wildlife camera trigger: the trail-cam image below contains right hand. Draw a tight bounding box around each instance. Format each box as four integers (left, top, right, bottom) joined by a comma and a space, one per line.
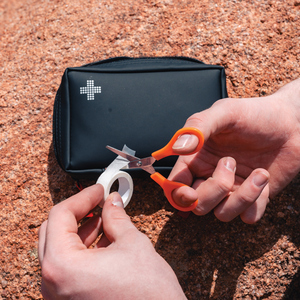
169, 78, 300, 224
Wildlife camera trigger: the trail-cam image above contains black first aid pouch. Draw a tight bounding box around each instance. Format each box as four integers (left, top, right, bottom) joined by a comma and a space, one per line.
53, 57, 227, 180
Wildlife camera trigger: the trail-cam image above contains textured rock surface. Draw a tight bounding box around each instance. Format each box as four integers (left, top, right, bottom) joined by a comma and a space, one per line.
1, 0, 300, 299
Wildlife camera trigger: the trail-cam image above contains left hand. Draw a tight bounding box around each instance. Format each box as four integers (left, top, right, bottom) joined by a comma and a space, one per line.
38, 184, 186, 300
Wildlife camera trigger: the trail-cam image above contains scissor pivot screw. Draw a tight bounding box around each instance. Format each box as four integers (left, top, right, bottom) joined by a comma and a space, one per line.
136, 160, 142, 167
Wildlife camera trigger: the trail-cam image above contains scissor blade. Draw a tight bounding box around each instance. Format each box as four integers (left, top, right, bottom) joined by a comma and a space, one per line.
106, 145, 156, 174
127, 157, 156, 168
106, 145, 139, 162
127, 157, 156, 175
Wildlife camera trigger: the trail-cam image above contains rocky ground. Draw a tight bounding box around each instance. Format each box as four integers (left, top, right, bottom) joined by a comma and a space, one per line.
1, 0, 300, 299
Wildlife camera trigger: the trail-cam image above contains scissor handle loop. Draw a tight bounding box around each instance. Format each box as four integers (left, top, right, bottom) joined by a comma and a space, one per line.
151, 172, 198, 212
152, 127, 204, 161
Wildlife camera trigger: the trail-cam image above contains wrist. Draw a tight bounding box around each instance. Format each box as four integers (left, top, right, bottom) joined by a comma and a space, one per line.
273, 78, 300, 122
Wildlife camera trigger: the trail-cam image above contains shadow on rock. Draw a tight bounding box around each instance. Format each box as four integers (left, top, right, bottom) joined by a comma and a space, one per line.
155, 175, 300, 299
47, 141, 82, 204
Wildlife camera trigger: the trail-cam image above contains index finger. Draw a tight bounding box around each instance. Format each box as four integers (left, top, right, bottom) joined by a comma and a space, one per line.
45, 184, 104, 250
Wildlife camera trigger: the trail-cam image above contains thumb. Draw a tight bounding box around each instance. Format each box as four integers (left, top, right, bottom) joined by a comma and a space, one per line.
172, 133, 200, 154
102, 192, 137, 243
172, 98, 235, 154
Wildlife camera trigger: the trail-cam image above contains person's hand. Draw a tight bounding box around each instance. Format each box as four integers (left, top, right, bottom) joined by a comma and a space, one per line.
38, 184, 186, 300
169, 78, 300, 224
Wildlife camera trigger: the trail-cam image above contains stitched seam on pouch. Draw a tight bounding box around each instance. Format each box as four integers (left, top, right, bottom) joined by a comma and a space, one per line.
96, 58, 199, 68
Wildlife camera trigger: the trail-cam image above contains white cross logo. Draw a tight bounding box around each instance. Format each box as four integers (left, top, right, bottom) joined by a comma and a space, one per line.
80, 80, 101, 100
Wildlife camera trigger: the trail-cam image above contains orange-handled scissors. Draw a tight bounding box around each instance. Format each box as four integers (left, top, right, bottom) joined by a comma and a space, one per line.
107, 127, 204, 211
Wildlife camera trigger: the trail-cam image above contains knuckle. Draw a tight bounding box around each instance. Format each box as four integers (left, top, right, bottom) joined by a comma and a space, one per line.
216, 178, 232, 195
193, 206, 207, 216
193, 202, 211, 216
41, 258, 71, 297
211, 98, 225, 107
185, 113, 206, 128
212, 97, 235, 108
186, 112, 202, 122
111, 213, 135, 231
238, 193, 256, 206
209, 176, 232, 198
41, 258, 61, 286
48, 203, 64, 216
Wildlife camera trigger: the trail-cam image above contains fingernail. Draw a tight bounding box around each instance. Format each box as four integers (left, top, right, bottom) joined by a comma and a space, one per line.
173, 134, 193, 150
111, 193, 124, 208
253, 172, 269, 187
224, 157, 236, 172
